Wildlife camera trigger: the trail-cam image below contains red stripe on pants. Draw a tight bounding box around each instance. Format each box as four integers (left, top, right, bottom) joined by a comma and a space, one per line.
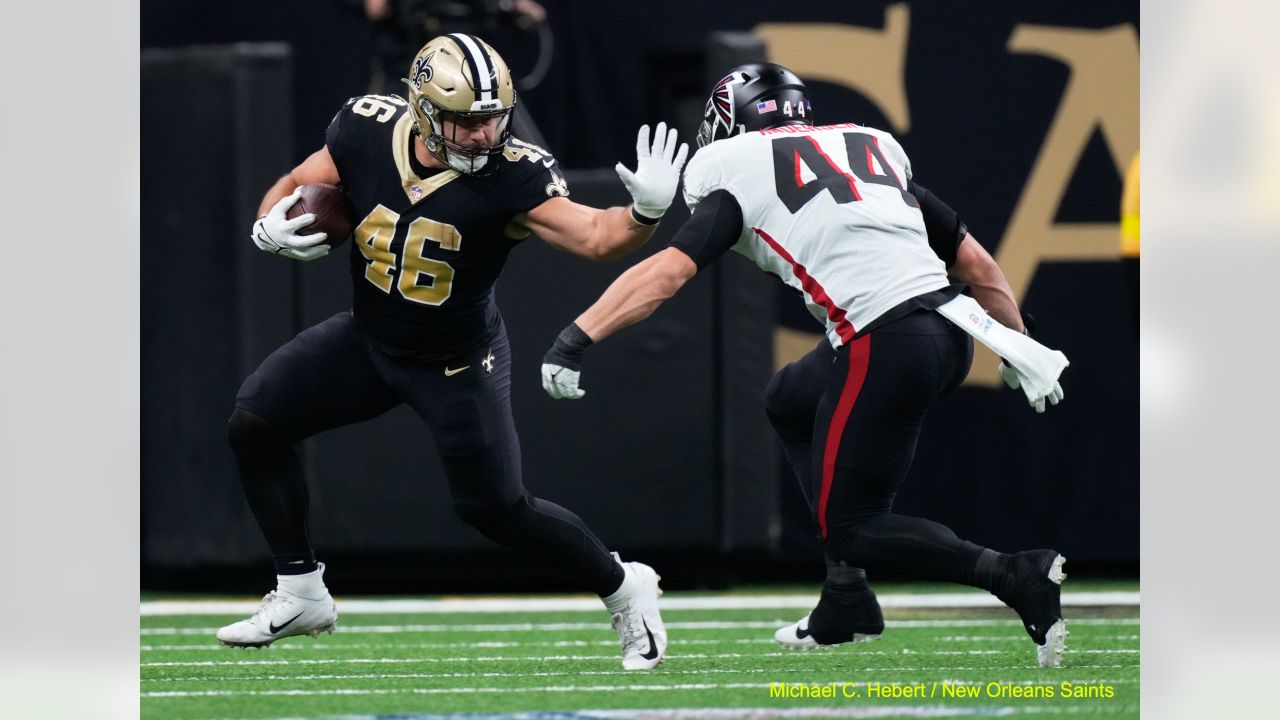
818, 333, 871, 540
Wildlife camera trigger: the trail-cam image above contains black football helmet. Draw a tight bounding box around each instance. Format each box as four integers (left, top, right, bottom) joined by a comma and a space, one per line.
696, 63, 812, 148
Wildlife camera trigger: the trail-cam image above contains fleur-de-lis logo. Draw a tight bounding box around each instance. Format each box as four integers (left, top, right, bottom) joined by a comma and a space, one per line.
411, 50, 436, 87
545, 172, 569, 198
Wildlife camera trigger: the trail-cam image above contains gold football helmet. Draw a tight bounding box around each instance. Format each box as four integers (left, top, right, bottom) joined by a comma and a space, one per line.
403, 34, 517, 175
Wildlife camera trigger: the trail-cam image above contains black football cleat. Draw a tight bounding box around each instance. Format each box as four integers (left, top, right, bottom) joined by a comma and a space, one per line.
997, 550, 1068, 667
775, 587, 884, 650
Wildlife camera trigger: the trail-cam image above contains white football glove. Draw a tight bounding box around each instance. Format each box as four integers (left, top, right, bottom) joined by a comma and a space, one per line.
251, 187, 330, 261
541, 363, 585, 400
541, 323, 593, 399
615, 122, 690, 221
997, 360, 1064, 414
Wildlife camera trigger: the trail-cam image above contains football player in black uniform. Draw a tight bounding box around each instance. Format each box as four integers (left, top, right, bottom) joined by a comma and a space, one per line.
542, 64, 1070, 668
218, 34, 687, 670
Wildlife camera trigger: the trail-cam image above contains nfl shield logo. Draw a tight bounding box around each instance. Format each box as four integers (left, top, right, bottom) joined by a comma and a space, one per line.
409, 185, 423, 200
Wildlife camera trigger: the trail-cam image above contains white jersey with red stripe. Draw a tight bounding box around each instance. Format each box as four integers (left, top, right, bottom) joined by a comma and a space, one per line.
682, 122, 949, 348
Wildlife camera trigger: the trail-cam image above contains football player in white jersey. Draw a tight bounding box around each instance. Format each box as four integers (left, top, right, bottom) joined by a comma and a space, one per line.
541, 64, 1069, 668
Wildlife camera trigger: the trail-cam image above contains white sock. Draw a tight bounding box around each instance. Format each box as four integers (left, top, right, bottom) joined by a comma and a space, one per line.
602, 557, 637, 613
277, 563, 328, 600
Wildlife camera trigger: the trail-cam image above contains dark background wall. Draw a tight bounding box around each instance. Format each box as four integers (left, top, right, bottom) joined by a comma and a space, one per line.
141, 0, 1139, 591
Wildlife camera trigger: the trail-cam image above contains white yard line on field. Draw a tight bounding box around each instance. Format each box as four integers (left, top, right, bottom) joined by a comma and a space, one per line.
141, 640, 1139, 657
140, 592, 1138, 616
938, 635, 1139, 643
140, 617, 1140, 636
573, 708, 1135, 719
142, 666, 867, 683
142, 652, 1135, 670
144, 666, 1137, 685
534, 709, 1130, 719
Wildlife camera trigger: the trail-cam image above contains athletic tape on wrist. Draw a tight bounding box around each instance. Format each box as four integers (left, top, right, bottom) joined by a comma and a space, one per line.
630, 206, 662, 226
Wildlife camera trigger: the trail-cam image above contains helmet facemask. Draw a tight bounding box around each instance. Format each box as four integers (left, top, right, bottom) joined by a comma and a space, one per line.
407, 88, 514, 175
402, 34, 518, 176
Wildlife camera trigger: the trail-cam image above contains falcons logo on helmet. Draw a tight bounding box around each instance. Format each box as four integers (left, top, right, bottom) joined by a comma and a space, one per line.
699, 71, 748, 147
708, 72, 741, 128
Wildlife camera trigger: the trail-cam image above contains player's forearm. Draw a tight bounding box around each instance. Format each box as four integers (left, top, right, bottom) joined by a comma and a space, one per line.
575, 263, 668, 341
257, 175, 301, 218
950, 234, 1024, 332
588, 205, 658, 261
258, 148, 341, 218
576, 252, 686, 341
966, 277, 1023, 333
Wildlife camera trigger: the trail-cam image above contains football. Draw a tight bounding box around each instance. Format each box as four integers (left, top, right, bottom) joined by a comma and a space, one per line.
287, 183, 355, 248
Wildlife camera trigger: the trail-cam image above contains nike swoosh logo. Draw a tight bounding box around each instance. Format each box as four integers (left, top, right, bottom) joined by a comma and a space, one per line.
543, 159, 556, 168
444, 365, 470, 376
640, 619, 660, 661
795, 624, 811, 640
269, 611, 304, 634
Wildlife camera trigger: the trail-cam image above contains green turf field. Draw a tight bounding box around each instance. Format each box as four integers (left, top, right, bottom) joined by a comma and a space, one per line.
140, 584, 1139, 720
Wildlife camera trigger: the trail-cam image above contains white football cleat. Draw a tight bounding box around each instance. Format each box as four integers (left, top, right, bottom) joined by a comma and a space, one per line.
604, 558, 667, 670
216, 563, 338, 648
774, 613, 881, 650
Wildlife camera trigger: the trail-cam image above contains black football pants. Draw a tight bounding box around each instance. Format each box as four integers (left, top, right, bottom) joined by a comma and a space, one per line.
228, 311, 623, 596
765, 309, 1005, 591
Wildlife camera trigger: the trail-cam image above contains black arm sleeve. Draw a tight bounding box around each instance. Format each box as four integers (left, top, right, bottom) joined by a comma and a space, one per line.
908, 180, 968, 267
669, 190, 744, 271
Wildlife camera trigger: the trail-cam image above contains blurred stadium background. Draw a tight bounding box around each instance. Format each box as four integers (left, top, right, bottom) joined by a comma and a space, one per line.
140, 0, 1137, 595
139, 2, 1140, 717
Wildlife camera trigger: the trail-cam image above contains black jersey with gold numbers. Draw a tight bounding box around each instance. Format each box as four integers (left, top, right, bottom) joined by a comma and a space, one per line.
324, 94, 570, 361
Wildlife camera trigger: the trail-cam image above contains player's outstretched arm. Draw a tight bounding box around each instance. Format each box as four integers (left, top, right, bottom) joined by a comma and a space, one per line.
521, 123, 689, 262
950, 234, 1024, 333
541, 248, 697, 399
250, 147, 342, 262
946, 235, 1065, 411
907, 180, 1024, 333
908, 181, 1060, 408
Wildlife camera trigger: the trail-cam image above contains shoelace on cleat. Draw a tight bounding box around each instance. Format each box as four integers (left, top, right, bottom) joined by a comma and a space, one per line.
611, 604, 648, 654
250, 591, 290, 623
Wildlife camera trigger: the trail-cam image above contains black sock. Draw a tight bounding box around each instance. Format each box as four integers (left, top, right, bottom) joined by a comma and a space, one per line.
832, 512, 1004, 591
823, 554, 871, 594
598, 558, 626, 598
973, 548, 1014, 596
